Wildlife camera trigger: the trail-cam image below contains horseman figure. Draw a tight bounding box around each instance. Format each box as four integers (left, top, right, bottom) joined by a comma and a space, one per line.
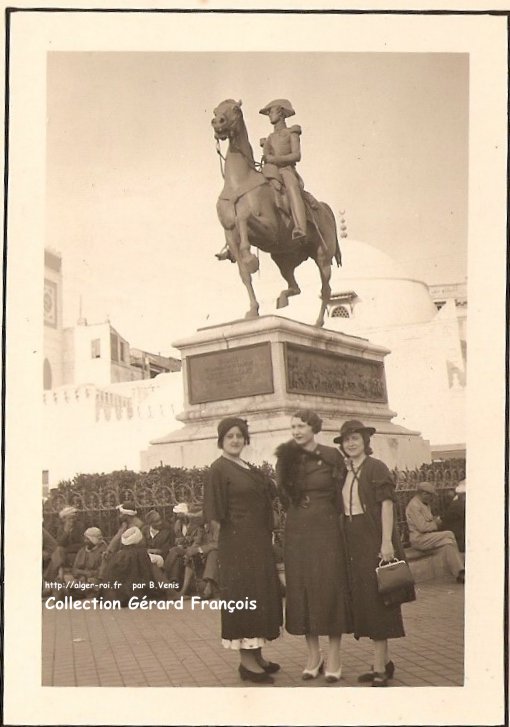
211, 98, 341, 327
216, 99, 310, 261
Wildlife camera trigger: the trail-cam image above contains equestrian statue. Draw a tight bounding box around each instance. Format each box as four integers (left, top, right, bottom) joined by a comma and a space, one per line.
211, 98, 341, 328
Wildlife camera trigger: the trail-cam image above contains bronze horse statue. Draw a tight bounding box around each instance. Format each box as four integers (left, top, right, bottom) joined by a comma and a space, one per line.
211, 99, 341, 328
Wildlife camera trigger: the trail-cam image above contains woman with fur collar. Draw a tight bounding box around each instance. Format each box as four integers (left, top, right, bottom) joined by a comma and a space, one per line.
275, 409, 352, 682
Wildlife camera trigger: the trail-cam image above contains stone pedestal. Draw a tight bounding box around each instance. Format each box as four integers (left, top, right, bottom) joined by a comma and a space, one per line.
141, 316, 430, 470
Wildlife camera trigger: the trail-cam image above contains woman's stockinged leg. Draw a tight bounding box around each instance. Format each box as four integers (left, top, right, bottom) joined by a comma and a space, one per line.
373, 639, 387, 673
240, 647, 265, 673
304, 634, 321, 670
326, 635, 342, 674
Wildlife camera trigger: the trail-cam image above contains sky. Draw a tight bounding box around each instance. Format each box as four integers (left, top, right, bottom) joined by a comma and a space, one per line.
46, 51, 468, 355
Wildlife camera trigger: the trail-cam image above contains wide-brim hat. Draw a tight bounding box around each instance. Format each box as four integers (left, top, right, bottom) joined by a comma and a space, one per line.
333, 420, 376, 444
259, 99, 295, 118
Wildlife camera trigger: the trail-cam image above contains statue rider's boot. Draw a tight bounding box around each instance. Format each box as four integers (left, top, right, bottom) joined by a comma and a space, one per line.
215, 245, 235, 262
292, 227, 307, 242
288, 189, 307, 242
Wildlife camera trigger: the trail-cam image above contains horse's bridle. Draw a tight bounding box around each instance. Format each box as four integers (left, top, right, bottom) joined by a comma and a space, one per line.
215, 137, 262, 180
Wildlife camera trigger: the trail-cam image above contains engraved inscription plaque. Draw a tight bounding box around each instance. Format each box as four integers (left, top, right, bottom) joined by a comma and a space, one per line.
285, 343, 387, 403
188, 343, 274, 404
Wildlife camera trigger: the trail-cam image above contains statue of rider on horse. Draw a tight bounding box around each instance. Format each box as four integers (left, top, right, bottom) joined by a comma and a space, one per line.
211, 98, 341, 327
216, 98, 312, 261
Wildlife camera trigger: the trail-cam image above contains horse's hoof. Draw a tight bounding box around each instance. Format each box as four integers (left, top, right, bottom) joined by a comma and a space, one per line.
314, 318, 325, 328
245, 308, 260, 319
287, 287, 301, 298
215, 248, 235, 263
276, 294, 289, 309
240, 253, 259, 274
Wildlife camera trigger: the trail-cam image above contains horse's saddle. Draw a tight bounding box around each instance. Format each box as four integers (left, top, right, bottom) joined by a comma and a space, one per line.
261, 163, 320, 224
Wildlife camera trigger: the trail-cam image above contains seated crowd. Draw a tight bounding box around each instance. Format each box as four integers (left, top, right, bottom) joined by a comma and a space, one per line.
42, 501, 221, 604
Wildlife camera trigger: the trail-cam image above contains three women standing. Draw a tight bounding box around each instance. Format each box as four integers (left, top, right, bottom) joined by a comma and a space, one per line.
203, 417, 283, 684
204, 412, 409, 687
275, 409, 352, 681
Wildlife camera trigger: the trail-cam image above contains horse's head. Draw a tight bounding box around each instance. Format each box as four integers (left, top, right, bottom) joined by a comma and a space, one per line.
211, 99, 244, 141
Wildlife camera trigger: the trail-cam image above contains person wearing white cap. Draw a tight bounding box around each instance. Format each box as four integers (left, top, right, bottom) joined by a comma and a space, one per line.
405, 482, 465, 581
99, 501, 144, 581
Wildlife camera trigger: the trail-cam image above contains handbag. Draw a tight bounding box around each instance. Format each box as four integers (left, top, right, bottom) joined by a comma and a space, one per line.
376, 558, 416, 607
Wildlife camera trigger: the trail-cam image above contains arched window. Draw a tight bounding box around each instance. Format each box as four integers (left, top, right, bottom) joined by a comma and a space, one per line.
331, 305, 350, 318
43, 359, 52, 390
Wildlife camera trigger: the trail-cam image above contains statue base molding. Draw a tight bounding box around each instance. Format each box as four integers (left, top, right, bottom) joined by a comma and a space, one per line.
140, 316, 430, 470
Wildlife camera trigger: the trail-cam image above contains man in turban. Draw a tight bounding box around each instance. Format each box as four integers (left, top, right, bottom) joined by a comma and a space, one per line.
105, 526, 154, 606
99, 502, 144, 581
405, 482, 465, 583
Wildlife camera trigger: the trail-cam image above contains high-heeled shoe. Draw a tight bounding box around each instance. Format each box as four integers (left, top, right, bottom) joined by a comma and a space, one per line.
238, 664, 275, 684
357, 660, 395, 683
302, 656, 324, 680
372, 672, 388, 687
260, 661, 280, 674
324, 665, 343, 683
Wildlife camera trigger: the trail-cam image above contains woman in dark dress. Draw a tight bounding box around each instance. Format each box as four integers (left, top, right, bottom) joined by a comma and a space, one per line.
334, 419, 411, 687
275, 409, 352, 682
203, 417, 283, 684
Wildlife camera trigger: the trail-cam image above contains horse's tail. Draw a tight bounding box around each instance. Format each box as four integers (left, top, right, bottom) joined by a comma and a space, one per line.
320, 202, 342, 267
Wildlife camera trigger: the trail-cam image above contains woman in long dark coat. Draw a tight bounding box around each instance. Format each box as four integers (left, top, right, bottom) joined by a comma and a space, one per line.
275, 409, 352, 682
334, 419, 413, 687
203, 417, 283, 684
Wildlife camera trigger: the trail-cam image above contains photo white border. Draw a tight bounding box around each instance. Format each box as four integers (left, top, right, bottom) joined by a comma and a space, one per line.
3, 3, 508, 725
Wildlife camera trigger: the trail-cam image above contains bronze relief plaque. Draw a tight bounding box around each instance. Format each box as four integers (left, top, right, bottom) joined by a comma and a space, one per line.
187, 342, 274, 404
285, 343, 387, 403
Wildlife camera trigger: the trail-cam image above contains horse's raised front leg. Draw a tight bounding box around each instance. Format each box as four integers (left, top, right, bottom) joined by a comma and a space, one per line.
271, 252, 303, 309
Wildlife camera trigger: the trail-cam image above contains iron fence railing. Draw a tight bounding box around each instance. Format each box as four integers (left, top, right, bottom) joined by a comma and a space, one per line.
43, 460, 465, 546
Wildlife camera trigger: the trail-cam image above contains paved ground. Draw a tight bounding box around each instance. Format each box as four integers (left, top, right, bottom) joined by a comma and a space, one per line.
42, 582, 464, 688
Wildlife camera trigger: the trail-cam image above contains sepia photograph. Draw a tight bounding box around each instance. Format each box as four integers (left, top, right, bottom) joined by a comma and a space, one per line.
3, 4, 508, 726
